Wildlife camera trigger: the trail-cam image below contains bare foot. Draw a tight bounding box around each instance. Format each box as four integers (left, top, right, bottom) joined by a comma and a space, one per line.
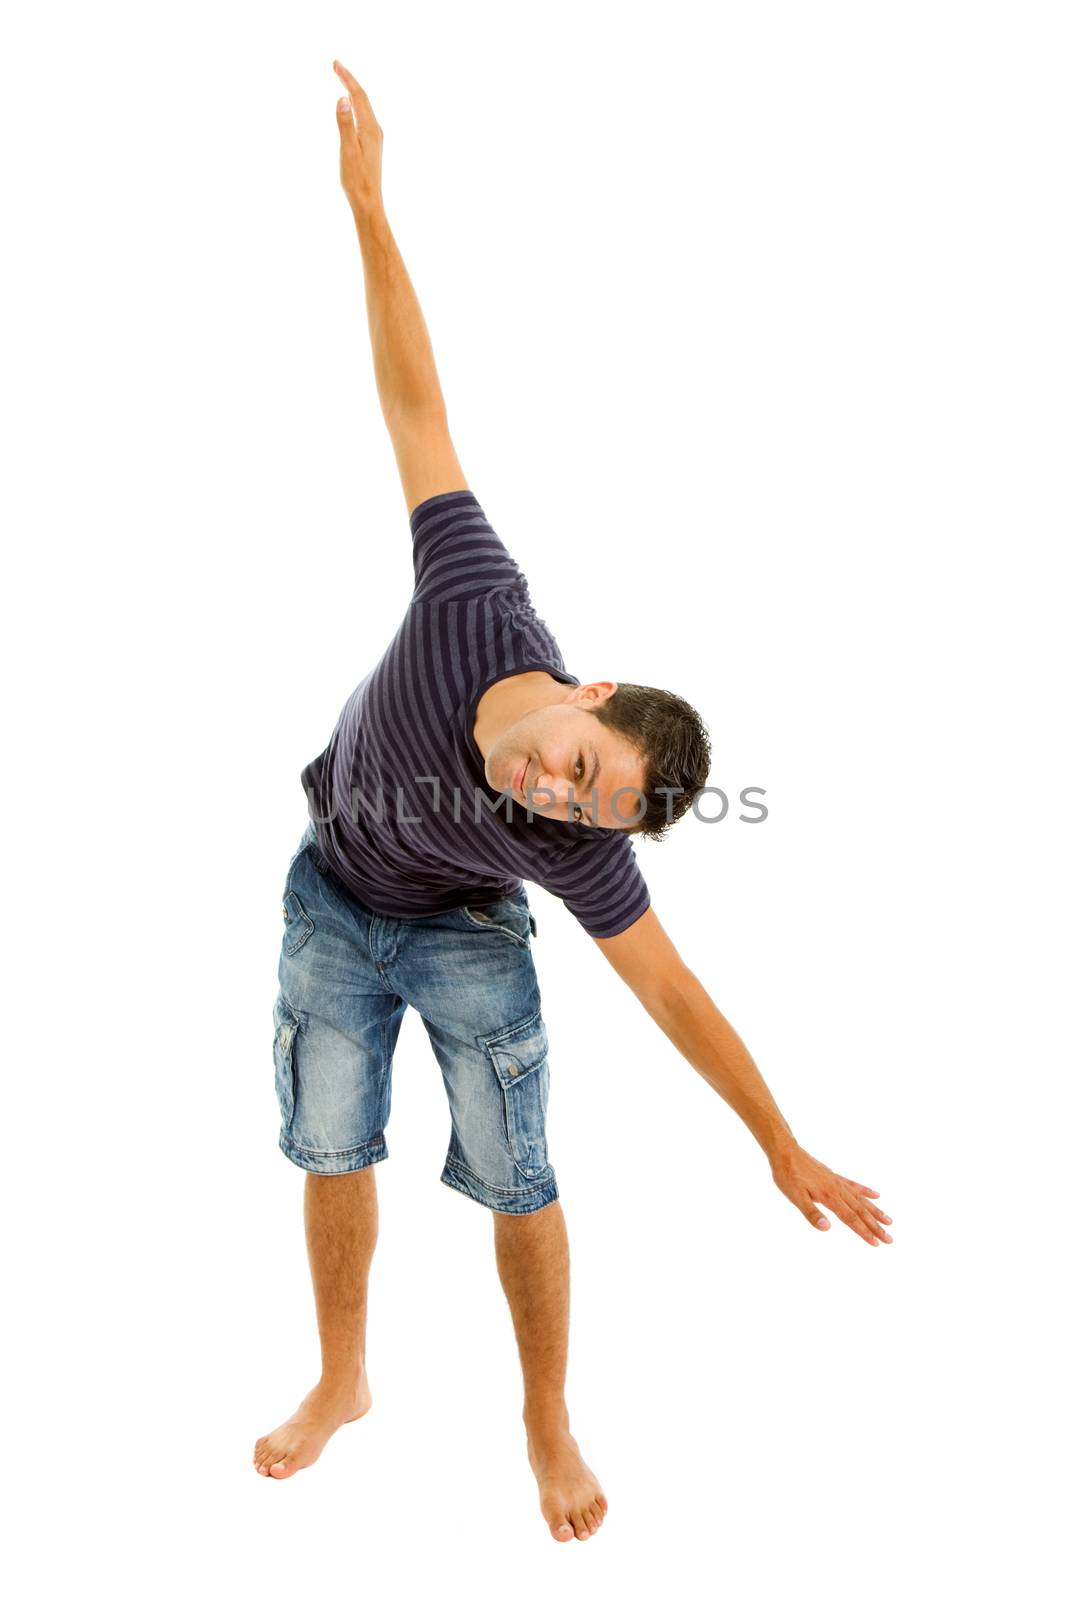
253, 1371, 372, 1480
526, 1423, 608, 1542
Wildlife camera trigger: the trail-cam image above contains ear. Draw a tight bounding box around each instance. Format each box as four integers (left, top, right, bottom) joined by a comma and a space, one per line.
572, 681, 618, 706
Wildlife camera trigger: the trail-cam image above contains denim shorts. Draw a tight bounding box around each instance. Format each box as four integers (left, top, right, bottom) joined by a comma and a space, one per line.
271, 822, 558, 1215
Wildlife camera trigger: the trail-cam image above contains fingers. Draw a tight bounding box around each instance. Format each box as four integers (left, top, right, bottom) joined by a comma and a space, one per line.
805, 1191, 876, 1244
858, 1206, 893, 1243
831, 1194, 878, 1245
333, 59, 376, 125
799, 1184, 894, 1245
839, 1175, 880, 1198
837, 1174, 893, 1233
336, 95, 356, 142
835, 1193, 892, 1246
785, 1161, 895, 1245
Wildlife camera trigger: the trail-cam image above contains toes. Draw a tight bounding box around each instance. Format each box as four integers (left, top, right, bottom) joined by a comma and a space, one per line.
269, 1457, 294, 1478
573, 1511, 593, 1539
552, 1521, 575, 1541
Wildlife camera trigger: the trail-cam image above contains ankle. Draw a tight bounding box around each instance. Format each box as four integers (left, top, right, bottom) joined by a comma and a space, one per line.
523, 1399, 570, 1439
319, 1362, 366, 1394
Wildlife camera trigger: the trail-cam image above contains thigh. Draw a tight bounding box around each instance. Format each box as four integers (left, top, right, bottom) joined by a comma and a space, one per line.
273, 837, 407, 1170
400, 894, 555, 1200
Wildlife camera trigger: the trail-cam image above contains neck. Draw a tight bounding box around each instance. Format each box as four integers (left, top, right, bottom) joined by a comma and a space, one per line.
472, 671, 567, 759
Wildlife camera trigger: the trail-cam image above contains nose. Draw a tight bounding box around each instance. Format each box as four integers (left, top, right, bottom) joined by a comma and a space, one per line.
531, 772, 571, 812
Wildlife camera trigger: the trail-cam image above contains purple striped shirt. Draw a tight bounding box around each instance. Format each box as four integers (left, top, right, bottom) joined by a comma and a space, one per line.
300, 490, 650, 938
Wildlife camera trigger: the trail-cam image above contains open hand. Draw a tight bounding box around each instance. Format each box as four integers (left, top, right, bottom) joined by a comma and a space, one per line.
771, 1144, 893, 1246
333, 60, 384, 215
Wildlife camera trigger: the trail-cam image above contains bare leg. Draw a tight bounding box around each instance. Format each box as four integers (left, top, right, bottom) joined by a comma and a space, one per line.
493, 1200, 609, 1541
253, 1167, 377, 1479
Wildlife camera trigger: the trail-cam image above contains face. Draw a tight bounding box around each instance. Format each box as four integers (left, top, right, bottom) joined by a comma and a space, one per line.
483, 683, 647, 829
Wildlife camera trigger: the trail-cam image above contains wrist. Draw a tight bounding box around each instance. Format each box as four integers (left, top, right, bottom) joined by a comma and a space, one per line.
763, 1126, 799, 1170
349, 191, 387, 231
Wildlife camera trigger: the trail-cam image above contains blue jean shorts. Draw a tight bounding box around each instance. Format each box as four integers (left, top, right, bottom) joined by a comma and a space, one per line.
271, 823, 558, 1215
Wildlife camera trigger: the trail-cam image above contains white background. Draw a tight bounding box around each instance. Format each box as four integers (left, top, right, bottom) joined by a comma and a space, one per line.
4, 1, 1064, 1594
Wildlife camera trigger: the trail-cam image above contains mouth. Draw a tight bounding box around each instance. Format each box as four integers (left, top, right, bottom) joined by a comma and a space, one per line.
512, 756, 530, 798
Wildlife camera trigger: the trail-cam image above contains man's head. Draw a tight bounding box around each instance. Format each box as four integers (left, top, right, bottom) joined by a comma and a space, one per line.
584, 680, 712, 839
483, 678, 711, 839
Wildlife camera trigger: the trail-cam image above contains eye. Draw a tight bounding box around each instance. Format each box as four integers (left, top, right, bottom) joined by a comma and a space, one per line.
575, 755, 585, 782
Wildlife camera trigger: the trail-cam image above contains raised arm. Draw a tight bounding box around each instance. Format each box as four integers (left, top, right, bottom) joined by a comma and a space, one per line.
593, 908, 893, 1247
333, 61, 469, 518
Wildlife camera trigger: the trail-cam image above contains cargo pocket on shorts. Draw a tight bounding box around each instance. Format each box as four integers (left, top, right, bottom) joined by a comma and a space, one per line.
273, 995, 301, 1131
481, 1008, 551, 1179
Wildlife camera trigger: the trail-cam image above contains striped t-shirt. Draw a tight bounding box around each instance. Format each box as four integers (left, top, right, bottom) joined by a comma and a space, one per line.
300, 489, 650, 938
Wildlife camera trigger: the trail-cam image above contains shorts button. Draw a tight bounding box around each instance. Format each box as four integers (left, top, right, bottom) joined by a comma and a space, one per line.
283, 907, 289, 920
508, 1064, 519, 1076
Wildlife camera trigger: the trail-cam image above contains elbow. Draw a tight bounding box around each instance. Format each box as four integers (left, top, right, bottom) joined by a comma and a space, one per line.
647, 965, 703, 1026
384, 395, 449, 431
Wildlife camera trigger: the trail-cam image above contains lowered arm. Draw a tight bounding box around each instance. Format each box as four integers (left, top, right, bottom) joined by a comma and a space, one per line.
593, 907, 893, 1246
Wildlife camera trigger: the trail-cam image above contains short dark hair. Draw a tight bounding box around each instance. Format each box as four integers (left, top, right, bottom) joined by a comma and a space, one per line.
586, 683, 711, 842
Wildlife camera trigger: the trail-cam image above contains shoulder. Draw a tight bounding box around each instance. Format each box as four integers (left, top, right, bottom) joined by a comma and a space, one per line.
536, 827, 651, 940
411, 491, 529, 606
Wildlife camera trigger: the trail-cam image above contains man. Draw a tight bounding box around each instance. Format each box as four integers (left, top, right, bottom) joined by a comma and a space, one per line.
253, 61, 893, 1541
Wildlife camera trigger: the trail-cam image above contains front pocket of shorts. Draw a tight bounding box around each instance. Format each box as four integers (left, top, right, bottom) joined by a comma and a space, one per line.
482, 1009, 551, 1178
461, 896, 531, 946
273, 995, 300, 1131
281, 888, 315, 956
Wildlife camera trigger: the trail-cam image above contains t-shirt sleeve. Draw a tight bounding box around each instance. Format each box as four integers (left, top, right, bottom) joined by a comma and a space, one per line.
540, 829, 652, 939
410, 490, 530, 605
